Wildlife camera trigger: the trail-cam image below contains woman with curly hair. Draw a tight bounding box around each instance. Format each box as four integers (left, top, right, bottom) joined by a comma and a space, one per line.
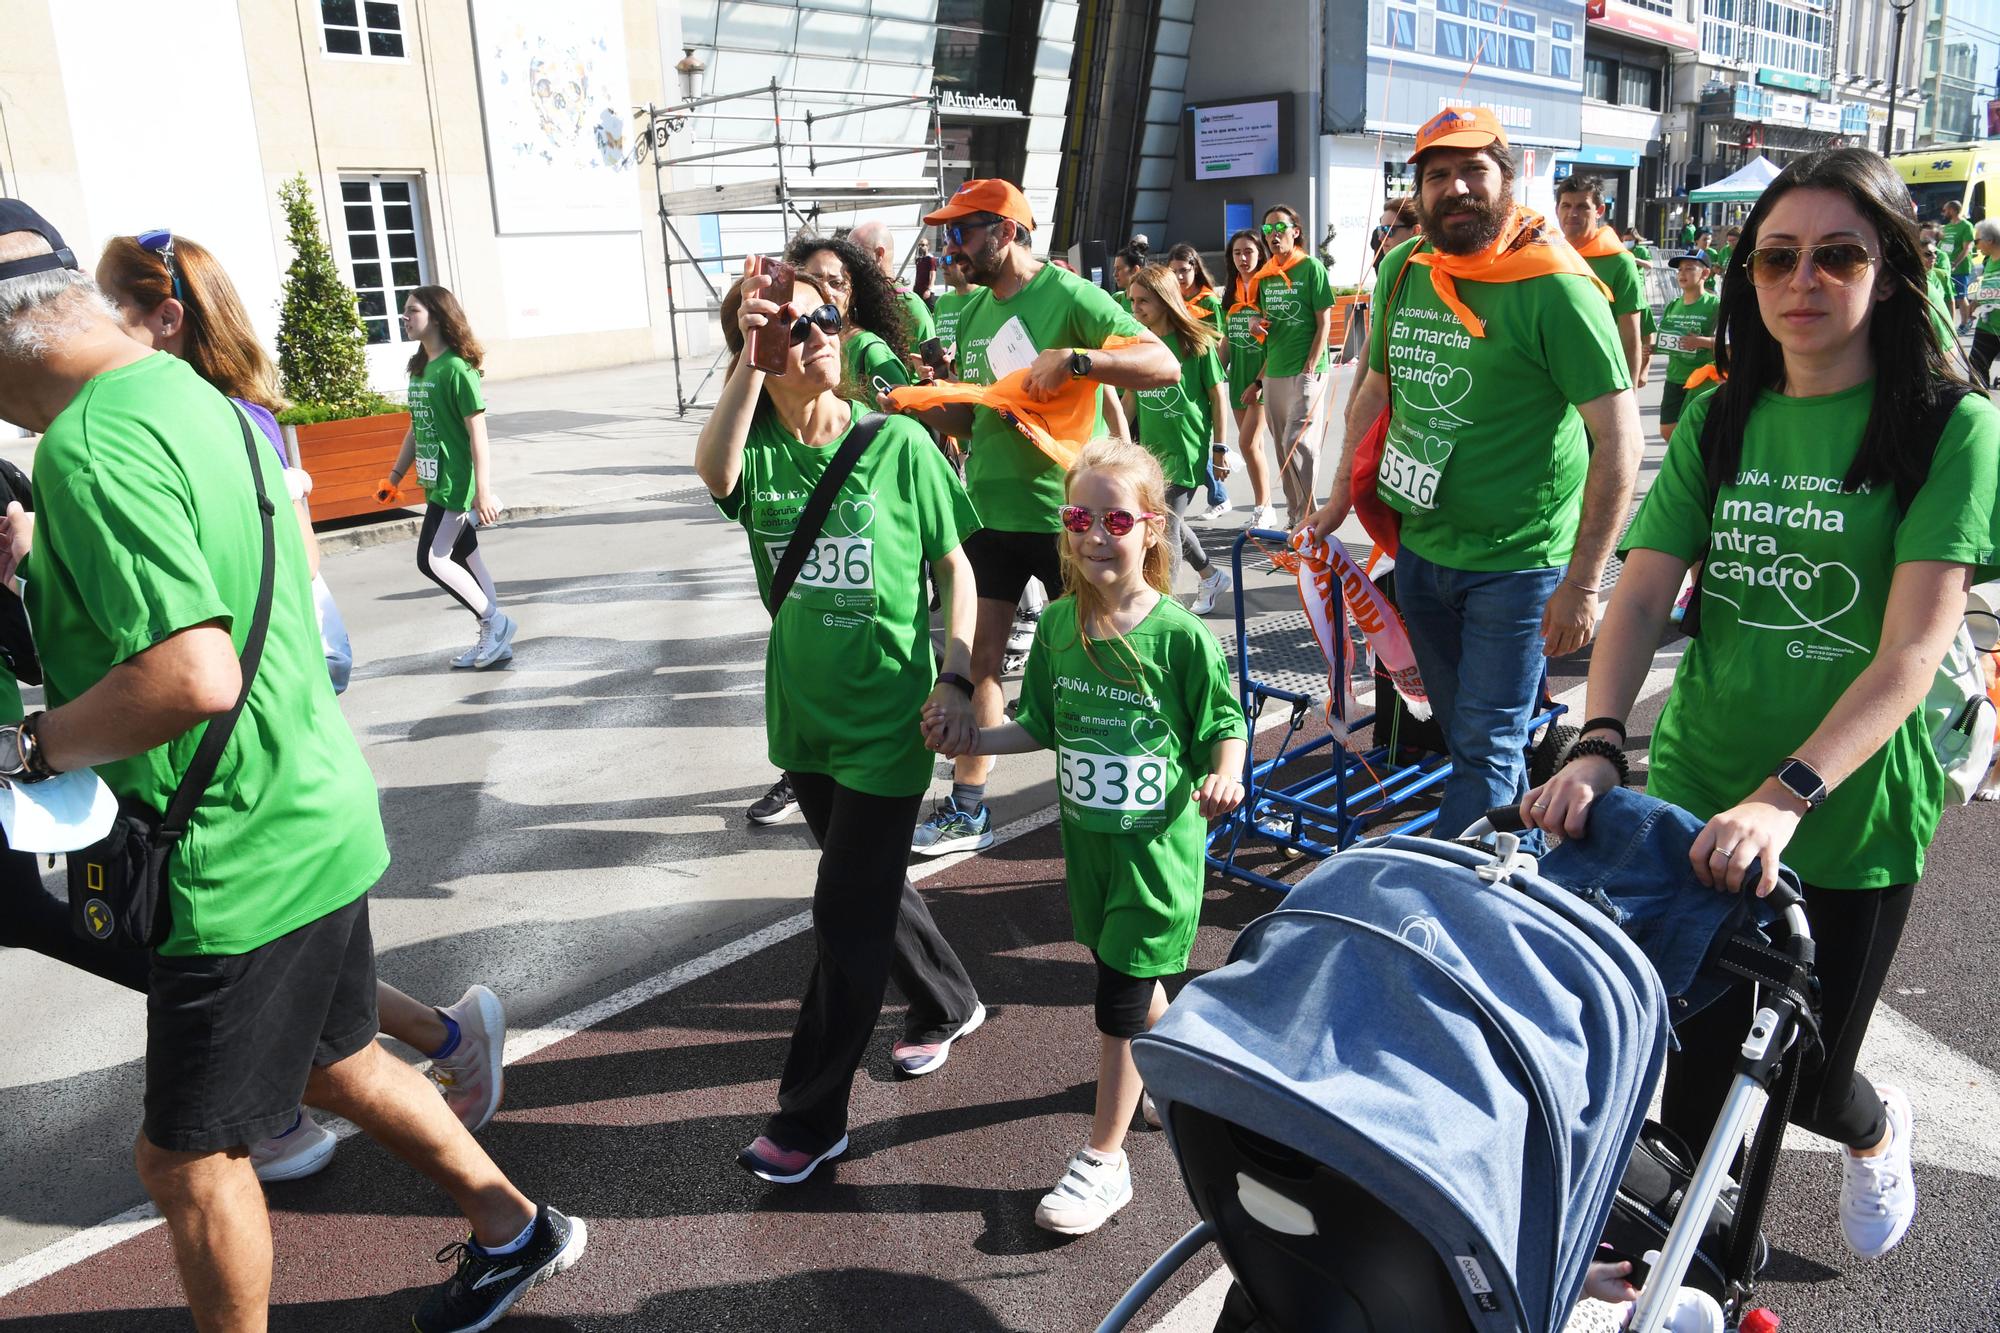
786, 234, 915, 396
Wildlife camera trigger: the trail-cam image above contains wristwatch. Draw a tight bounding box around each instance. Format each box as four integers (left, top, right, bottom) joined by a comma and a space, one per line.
1771, 756, 1828, 811
936, 671, 975, 698
0, 713, 54, 784
1066, 349, 1094, 379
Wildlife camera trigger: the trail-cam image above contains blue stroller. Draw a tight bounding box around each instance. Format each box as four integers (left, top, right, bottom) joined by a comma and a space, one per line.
1098, 791, 1817, 1333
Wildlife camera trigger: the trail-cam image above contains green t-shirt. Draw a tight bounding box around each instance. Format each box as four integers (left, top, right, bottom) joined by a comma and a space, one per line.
1223, 302, 1268, 404
1640, 301, 1658, 338
1013, 595, 1245, 976
1133, 337, 1223, 489
896, 288, 935, 345
716, 403, 979, 797
932, 289, 974, 355
1257, 254, 1336, 377
1191, 289, 1224, 336
1631, 243, 1654, 263
1970, 266, 2000, 336
1681, 223, 1698, 247
1942, 219, 1976, 277
1367, 236, 1632, 571
1926, 265, 1960, 349
0, 660, 20, 721
1708, 243, 1734, 276
844, 330, 912, 393
408, 352, 486, 511
1628, 384, 2000, 888
953, 262, 1147, 532
1585, 244, 1644, 318
1115, 291, 1133, 314
1657, 292, 1720, 386
28, 354, 388, 955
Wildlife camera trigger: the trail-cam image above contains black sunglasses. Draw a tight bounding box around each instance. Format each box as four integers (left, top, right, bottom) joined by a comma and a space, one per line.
136, 228, 185, 302
788, 304, 843, 343
1745, 243, 1876, 288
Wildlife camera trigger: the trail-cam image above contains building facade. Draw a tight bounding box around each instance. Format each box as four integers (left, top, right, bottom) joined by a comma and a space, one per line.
1918, 0, 2000, 144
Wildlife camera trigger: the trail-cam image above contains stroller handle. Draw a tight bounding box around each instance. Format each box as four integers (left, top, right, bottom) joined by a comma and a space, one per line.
1466, 808, 1810, 943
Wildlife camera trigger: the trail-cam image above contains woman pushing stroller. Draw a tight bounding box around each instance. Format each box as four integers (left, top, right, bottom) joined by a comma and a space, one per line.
1526, 147, 2000, 1262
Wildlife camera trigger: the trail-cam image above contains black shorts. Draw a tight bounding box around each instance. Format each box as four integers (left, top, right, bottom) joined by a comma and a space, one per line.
1660, 380, 1689, 432
962, 526, 1064, 606
144, 893, 379, 1153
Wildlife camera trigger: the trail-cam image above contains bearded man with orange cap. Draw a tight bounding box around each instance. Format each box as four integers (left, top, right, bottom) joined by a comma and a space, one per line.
1308, 106, 1644, 838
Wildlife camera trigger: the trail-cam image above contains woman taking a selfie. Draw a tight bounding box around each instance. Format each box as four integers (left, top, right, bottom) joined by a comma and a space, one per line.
696, 265, 987, 1185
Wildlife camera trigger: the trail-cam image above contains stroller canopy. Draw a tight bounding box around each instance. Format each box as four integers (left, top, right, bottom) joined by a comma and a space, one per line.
1136, 836, 1670, 1332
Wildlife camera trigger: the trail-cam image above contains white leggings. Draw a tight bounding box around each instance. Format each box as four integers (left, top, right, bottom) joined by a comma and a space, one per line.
417, 504, 498, 620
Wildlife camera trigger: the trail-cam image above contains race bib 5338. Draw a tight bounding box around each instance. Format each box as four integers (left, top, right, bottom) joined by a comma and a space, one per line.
1059, 748, 1169, 815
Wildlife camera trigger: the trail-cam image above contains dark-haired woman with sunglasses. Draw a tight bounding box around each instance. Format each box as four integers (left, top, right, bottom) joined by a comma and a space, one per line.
698, 265, 986, 1185
1525, 147, 2000, 1264
786, 234, 916, 395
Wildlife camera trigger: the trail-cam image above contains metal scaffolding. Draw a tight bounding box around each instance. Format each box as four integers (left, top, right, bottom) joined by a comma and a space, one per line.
638, 80, 946, 415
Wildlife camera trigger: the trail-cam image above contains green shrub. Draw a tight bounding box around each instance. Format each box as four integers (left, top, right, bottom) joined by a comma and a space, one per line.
275, 174, 376, 419
276, 392, 402, 427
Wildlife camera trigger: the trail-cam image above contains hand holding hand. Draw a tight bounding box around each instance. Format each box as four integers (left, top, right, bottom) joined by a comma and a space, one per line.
922, 692, 977, 758
1194, 771, 1245, 820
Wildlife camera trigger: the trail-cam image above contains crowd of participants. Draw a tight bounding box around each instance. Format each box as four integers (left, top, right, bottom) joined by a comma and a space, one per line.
0, 91, 1994, 1331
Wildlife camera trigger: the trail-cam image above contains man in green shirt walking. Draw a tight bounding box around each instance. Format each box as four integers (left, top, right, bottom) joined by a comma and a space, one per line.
1307, 108, 1645, 837
891, 179, 1178, 855
1941, 198, 1977, 330
0, 201, 588, 1332
1555, 173, 1646, 383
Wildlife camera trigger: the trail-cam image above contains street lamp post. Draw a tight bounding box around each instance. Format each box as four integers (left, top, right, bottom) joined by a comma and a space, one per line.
1883, 0, 1917, 154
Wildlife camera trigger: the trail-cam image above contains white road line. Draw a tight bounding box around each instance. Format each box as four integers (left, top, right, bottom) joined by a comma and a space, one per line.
0, 802, 1065, 1301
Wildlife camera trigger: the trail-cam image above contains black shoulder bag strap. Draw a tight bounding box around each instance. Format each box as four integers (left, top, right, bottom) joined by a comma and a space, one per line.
764, 412, 887, 618
160, 405, 278, 838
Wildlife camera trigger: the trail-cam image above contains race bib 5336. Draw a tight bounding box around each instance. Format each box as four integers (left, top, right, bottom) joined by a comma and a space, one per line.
765, 537, 874, 592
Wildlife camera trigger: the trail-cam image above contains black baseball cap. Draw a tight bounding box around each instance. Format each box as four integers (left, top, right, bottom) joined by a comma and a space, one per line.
1668, 249, 1712, 268
0, 200, 79, 282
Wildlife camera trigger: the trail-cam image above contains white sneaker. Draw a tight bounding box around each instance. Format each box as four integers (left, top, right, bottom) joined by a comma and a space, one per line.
250, 1111, 337, 1183
1840, 1084, 1917, 1258
1190, 565, 1233, 616
1033, 1146, 1133, 1235
473, 611, 517, 669
450, 635, 483, 669
1247, 504, 1280, 532
1199, 499, 1232, 522
427, 984, 508, 1132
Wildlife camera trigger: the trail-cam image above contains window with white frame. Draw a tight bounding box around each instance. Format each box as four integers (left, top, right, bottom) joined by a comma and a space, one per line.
1388, 3, 1419, 49
322, 0, 406, 59
339, 177, 431, 345
1551, 19, 1576, 81
1435, 0, 1536, 71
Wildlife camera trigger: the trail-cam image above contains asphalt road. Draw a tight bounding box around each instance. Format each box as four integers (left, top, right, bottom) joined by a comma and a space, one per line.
0, 371, 1995, 1332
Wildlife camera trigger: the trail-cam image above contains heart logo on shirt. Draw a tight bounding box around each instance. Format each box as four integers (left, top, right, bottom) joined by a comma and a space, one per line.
1739, 553, 1867, 654
1129, 715, 1172, 755
836, 499, 876, 536
1411, 432, 1453, 466
1427, 365, 1474, 412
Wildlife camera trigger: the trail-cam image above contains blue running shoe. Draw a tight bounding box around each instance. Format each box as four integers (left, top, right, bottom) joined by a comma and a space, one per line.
910, 800, 993, 856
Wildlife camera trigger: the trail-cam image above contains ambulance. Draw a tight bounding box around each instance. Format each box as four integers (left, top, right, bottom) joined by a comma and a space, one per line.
1890, 143, 2000, 222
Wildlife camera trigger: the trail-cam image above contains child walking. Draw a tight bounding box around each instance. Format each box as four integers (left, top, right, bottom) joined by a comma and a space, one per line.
1121, 265, 1234, 615
379, 285, 515, 668
928, 439, 1246, 1234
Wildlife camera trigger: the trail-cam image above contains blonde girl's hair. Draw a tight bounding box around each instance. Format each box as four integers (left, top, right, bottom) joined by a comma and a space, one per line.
1128, 263, 1220, 358
1056, 438, 1175, 683
97, 234, 286, 411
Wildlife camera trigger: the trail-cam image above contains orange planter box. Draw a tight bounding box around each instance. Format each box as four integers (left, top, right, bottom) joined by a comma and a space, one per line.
288, 412, 420, 523
1327, 293, 1366, 353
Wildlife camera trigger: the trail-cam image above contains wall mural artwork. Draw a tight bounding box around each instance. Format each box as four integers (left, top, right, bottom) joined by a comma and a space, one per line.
472, 0, 639, 233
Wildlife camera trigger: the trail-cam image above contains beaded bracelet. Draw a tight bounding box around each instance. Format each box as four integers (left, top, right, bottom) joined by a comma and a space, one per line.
1565, 735, 1630, 786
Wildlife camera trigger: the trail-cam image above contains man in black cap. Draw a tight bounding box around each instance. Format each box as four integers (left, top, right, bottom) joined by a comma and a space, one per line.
0, 201, 585, 1333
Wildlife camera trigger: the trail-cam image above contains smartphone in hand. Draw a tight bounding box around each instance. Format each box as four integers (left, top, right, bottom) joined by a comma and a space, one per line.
918, 336, 949, 372
746, 256, 797, 376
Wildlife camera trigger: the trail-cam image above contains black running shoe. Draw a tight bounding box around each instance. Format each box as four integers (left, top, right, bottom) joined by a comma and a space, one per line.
412, 1206, 588, 1333
747, 775, 799, 826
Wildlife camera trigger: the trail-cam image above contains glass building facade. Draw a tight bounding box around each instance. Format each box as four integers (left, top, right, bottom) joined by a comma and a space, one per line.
1922, 0, 2000, 142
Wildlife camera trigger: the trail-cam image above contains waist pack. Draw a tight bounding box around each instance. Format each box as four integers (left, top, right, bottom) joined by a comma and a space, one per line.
68, 404, 276, 950
1599, 1120, 1768, 1301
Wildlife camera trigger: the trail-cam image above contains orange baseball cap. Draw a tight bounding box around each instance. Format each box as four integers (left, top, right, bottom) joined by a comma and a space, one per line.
924, 179, 1035, 230
1407, 105, 1509, 162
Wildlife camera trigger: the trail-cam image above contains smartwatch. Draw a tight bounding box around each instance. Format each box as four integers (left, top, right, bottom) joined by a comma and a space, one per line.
1066, 349, 1094, 379
936, 671, 976, 698
1771, 756, 1828, 811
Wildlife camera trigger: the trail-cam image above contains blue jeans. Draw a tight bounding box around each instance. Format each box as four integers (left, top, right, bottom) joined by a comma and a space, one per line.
1394, 547, 1562, 838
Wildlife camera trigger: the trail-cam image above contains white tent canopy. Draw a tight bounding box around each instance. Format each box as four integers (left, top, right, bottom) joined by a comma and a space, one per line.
1689, 155, 1782, 203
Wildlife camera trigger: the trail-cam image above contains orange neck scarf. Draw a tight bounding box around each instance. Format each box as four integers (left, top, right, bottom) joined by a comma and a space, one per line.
1572, 224, 1627, 259
1187, 285, 1215, 309
1246, 247, 1309, 292
1229, 275, 1262, 311
1409, 205, 1613, 338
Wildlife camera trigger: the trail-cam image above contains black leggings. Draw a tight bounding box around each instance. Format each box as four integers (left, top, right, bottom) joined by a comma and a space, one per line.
0, 845, 149, 992
1972, 329, 2000, 388
416, 503, 498, 619
1662, 881, 1913, 1156
767, 769, 980, 1152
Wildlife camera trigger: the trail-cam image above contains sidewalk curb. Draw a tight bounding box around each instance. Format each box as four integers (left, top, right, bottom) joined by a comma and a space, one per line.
311, 499, 609, 556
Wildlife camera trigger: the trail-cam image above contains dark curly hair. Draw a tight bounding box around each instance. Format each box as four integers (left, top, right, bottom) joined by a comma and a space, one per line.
784, 234, 913, 375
